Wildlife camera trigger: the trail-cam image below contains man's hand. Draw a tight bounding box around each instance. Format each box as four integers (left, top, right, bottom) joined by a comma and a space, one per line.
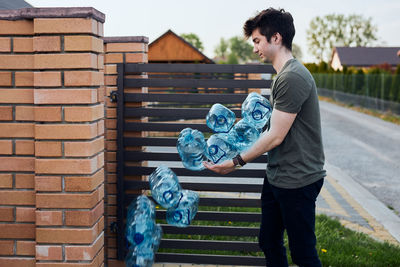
203, 160, 236, 175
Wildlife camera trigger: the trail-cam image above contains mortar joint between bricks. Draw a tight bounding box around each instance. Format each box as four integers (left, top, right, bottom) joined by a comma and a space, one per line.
61, 35, 65, 53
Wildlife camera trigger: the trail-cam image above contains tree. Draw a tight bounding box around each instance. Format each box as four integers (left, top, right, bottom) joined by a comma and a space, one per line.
214, 36, 260, 64
214, 38, 229, 60
292, 43, 303, 61
229, 36, 259, 63
180, 33, 204, 52
306, 14, 378, 62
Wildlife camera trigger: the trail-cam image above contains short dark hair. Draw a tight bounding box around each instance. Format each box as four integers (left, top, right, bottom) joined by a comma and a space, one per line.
243, 8, 295, 51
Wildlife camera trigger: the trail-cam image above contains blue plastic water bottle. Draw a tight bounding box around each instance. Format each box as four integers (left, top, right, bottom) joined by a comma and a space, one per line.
206, 103, 236, 133
205, 133, 238, 164
152, 223, 163, 251
149, 165, 182, 209
228, 118, 260, 152
127, 195, 155, 223
177, 128, 207, 171
166, 190, 199, 227
126, 211, 155, 247
125, 246, 153, 267
242, 92, 272, 130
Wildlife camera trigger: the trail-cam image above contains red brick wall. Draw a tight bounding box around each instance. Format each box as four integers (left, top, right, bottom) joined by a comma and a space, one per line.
0, 7, 149, 267
0, 14, 36, 267
0, 8, 106, 267
103, 36, 148, 267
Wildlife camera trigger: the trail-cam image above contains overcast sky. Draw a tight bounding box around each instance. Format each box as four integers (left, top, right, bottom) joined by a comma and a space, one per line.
27, 0, 400, 62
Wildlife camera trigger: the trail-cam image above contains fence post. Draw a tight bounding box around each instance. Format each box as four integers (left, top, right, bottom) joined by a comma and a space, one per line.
103, 36, 149, 266
0, 7, 106, 267
0, 10, 36, 267
32, 8, 106, 266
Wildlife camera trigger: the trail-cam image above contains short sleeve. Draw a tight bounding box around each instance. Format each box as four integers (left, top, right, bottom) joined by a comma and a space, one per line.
272, 72, 311, 114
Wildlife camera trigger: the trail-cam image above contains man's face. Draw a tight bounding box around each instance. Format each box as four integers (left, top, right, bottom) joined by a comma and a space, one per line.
251, 28, 276, 63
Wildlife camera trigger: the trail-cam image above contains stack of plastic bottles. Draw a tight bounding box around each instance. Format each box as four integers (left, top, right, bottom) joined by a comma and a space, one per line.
241, 92, 272, 131
177, 128, 207, 171
125, 195, 162, 267
177, 92, 271, 167
206, 92, 271, 162
149, 165, 199, 228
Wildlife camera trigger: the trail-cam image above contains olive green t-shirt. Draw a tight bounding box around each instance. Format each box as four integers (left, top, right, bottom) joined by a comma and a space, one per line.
266, 58, 326, 189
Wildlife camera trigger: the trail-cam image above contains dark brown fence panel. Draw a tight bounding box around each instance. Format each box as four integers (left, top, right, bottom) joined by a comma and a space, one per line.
116, 63, 275, 266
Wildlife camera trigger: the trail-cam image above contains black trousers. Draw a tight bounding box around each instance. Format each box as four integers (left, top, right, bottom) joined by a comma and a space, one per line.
258, 177, 324, 267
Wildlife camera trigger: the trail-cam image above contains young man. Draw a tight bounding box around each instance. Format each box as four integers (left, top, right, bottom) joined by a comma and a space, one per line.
203, 8, 326, 267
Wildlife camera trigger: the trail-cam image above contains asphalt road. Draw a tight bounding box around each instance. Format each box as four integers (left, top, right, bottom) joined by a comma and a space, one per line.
319, 100, 400, 217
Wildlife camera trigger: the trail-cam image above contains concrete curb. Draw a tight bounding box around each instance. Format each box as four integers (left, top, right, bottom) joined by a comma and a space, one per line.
325, 162, 400, 243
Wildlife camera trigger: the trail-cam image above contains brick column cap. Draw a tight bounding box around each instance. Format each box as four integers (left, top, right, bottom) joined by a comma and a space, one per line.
103, 36, 149, 44
0, 7, 105, 23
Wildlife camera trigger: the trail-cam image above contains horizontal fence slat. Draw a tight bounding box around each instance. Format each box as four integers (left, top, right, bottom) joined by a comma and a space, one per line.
124, 151, 181, 161
123, 150, 268, 164
124, 180, 262, 193
124, 63, 275, 74
156, 210, 261, 222
125, 107, 242, 118
123, 166, 266, 178
122, 139, 268, 163
124, 93, 269, 103
123, 151, 267, 164
125, 195, 260, 208
160, 224, 260, 236
159, 239, 260, 252
124, 78, 272, 89
148, 73, 236, 79
125, 137, 177, 146
155, 253, 266, 266
124, 121, 210, 132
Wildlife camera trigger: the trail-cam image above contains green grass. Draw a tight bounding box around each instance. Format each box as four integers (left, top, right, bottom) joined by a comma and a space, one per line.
157, 206, 400, 266
316, 214, 400, 266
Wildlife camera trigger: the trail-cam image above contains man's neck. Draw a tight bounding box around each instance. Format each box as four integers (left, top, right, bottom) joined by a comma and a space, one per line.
272, 49, 294, 74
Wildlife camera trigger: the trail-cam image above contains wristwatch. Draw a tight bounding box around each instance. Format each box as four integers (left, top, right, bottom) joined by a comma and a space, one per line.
232, 154, 246, 168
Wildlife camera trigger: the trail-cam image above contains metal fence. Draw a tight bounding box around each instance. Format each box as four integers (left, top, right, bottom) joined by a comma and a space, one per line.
115, 63, 275, 265
313, 73, 400, 104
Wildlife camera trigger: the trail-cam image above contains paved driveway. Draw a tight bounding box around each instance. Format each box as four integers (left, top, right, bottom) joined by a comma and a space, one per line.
320, 100, 400, 216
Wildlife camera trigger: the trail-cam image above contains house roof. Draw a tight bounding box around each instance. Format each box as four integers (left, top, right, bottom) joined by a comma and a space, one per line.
149, 29, 214, 63
333, 47, 400, 67
0, 0, 32, 9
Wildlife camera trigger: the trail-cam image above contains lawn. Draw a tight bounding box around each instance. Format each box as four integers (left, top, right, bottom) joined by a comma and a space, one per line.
157, 206, 400, 267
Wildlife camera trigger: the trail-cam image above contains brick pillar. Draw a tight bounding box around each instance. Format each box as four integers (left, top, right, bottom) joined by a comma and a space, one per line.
31, 8, 105, 267
103, 36, 148, 266
0, 7, 105, 267
0, 14, 36, 267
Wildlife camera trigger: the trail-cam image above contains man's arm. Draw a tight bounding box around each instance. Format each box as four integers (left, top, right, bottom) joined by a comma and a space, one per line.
203, 108, 297, 174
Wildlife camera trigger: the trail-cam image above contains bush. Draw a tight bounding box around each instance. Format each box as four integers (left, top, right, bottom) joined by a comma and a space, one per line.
305, 61, 400, 103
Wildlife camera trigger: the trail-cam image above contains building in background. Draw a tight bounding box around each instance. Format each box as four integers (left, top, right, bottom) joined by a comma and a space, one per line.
331, 46, 400, 71
148, 29, 214, 64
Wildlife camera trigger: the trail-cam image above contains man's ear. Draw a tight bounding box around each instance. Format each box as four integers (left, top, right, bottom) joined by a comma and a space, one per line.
274, 33, 282, 44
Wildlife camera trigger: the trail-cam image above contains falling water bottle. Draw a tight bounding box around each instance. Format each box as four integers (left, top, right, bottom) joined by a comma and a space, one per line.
166, 190, 199, 227
126, 209, 156, 247
125, 246, 153, 267
206, 103, 236, 133
149, 165, 182, 209
152, 223, 163, 252
242, 92, 272, 130
228, 118, 260, 152
127, 195, 155, 223
177, 128, 207, 171
205, 133, 238, 164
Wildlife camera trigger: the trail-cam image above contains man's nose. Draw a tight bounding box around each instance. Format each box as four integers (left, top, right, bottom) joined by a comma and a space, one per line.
253, 46, 258, 53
